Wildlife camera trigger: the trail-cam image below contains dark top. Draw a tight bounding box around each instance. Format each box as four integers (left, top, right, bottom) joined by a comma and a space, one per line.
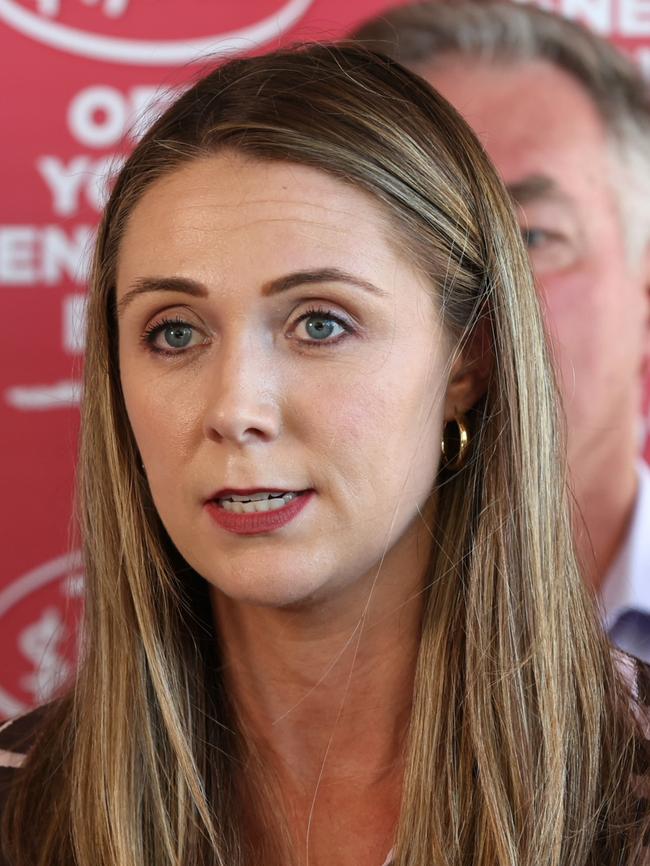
0, 703, 49, 866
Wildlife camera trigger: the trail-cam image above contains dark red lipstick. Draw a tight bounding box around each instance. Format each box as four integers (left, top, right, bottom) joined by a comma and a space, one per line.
205, 488, 314, 536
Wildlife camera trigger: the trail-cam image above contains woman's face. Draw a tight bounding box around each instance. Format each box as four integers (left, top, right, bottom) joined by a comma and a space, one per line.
117, 153, 458, 609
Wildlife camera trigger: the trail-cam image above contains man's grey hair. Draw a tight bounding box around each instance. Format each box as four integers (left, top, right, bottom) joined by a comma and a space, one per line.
351, 0, 650, 258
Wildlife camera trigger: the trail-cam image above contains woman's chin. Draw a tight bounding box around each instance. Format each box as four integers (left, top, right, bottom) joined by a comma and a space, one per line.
203, 564, 336, 611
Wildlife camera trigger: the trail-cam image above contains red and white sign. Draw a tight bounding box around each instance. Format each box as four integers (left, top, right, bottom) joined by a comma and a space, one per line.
0, 0, 314, 64
1, 0, 649, 718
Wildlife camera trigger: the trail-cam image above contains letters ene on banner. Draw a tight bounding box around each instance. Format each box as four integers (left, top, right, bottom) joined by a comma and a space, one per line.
0, 226, 93, 286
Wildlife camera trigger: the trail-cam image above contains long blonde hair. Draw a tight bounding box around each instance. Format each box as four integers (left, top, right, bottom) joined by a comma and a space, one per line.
4, 43, 647, 866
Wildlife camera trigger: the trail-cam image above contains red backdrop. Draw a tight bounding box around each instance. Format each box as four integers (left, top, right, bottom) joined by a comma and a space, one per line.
1, 0, 649, 719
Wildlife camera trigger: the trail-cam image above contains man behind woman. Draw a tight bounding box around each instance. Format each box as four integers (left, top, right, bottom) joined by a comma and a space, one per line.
352, 0, 650, 660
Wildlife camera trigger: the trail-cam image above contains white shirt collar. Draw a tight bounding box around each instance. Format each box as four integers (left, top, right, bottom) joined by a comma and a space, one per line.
600, 460, 650, 629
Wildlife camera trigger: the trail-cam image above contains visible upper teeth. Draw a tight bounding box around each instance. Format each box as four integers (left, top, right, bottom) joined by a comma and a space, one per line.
218, 491, 299, 513
229, 492, 283, 502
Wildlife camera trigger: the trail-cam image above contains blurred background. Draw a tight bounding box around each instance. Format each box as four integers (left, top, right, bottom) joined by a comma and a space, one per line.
1, 0, 649, 719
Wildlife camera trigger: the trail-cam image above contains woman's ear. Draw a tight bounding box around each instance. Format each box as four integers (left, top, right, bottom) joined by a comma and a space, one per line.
443, 322, 492, 421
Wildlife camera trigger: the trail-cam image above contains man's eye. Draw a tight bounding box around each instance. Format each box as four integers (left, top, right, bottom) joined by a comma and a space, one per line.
521, 227, 551, 249
518, 224, 577, 274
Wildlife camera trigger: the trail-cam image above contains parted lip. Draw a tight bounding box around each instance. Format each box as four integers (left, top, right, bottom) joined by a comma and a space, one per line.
207, 487, 307, 501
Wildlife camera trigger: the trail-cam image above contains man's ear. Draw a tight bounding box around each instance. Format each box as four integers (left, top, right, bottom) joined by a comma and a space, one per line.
443, 322, 492, 421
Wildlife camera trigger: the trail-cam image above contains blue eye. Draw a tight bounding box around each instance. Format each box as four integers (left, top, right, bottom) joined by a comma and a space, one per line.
143, 316, 201, 355
295, 308, 348, 344
163, 323, 193, 348
142, 308, 352, 357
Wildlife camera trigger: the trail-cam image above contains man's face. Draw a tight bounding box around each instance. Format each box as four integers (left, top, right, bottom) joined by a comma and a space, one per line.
421, 58, 650, 479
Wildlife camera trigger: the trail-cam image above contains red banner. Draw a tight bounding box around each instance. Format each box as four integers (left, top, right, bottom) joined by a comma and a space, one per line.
1, 0, 649, 718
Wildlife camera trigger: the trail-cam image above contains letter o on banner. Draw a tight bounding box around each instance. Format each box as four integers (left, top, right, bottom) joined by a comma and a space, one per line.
68, 86, 127, 149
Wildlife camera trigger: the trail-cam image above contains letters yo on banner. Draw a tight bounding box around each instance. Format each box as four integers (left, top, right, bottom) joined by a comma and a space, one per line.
1, 0, 650, 718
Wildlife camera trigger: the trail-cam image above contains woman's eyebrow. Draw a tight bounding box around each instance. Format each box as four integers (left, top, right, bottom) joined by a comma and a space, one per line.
117, 268, 387, 316
261, 267, 387, 298
117, 277, 207, 317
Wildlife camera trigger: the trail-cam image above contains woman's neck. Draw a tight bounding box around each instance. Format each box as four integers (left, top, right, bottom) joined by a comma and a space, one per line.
213, 569, 423, 785
210, 522, 430, 865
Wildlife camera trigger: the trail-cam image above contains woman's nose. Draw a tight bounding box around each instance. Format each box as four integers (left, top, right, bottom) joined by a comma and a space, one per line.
202, 342, 281, 446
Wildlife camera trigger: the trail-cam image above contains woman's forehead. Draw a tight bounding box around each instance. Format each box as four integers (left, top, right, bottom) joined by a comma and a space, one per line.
123, 154, 389, 237
115, 154, 426, 301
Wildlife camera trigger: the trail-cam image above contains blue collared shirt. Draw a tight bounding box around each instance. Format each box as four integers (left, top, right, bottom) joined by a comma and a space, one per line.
601, 461, 650, 662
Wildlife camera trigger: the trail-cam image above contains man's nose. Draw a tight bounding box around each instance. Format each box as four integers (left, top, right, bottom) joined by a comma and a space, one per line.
202, 340, 281, 446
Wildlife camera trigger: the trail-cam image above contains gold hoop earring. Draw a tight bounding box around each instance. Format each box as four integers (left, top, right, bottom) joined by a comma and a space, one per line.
441, 416, 470, 470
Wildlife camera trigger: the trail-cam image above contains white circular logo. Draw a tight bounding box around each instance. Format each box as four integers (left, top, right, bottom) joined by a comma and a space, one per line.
0, 0, 314, 65
0, 552, 83, 718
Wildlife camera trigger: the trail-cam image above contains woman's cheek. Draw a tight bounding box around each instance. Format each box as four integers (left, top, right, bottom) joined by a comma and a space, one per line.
130, 367, 206, 456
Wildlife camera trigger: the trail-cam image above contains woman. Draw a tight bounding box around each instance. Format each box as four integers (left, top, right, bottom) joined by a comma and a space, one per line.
1, 44, 648, 866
